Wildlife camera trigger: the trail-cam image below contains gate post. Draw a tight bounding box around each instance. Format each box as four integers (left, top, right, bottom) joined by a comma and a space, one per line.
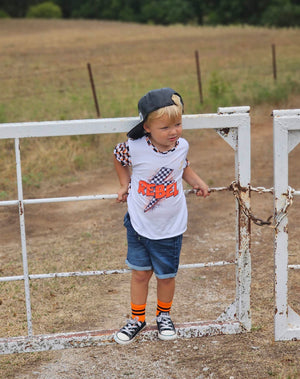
273, 116, 289, 340
236, 112, 251, 331
15, 138, 33, 337
273, 109, 300, 341
218, 107, 251, 331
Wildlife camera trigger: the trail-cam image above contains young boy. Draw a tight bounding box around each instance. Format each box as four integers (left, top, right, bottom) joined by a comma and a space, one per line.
113, 87, 209, 345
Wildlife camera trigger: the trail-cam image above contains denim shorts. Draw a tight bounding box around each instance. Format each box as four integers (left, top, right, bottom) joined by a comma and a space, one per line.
124, 213, 183, 279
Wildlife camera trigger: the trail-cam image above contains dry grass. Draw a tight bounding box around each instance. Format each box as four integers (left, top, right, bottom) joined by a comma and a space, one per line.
0, 20, 300, 199
0, 20, 299, 120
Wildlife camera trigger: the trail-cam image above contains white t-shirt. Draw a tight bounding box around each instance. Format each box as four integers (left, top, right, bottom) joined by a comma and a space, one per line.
126, 136, 189, 240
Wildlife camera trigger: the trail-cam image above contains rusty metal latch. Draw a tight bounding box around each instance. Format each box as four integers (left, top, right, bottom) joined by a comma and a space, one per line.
229, 181, 294, 228
188, 181, 295, 228
273, 186, 294, 229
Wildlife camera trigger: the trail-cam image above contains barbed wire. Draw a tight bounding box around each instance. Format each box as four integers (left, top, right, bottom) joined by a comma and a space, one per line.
2, 45, 297, 82
0, 52, 294, 102
0, 83, 92, 102
0, 55, 278, 81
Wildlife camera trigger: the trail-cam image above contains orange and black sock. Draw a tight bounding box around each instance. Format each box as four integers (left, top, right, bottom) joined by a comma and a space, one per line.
131, 302, 146, 323
156, 299, 173, 316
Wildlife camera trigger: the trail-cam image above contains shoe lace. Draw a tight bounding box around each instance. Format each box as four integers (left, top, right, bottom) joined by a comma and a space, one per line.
120, 318, 142, 335
156, 312, 173, 329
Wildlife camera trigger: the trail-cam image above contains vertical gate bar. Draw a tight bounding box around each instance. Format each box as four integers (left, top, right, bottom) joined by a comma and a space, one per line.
15, 138, 33, 337
236, 116, 251, 331
273, 119, 289, 341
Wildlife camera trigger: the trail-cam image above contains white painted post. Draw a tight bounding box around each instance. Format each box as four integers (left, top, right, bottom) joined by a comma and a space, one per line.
15, 138, 33, 336
237, 116, 251, 332
273, 116, 289, 341
273, 109, 300, 341
218, 107, 251, 331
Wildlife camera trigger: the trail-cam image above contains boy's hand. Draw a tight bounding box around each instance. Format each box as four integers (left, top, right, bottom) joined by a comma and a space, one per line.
117, 185, 129, 203
194, 182, 209, 198
114, 157, 130, 203
182, 166, 209, 199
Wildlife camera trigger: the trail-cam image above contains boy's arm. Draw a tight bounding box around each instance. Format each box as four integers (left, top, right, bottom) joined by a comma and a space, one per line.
114, 156, 131, 203
183, 166, 209, 198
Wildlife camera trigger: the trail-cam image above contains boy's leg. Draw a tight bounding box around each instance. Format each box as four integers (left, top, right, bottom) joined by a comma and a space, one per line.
156, 277, 177, 340
130, 269, 153, 322
131, 269, 153, 306
114, 270, 152, 345
156, 277, 175, 304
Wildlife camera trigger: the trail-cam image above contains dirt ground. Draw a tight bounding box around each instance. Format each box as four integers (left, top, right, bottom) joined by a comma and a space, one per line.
1, 103, 300, 378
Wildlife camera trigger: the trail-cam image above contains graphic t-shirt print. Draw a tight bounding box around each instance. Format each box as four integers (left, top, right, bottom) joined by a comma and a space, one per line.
138, 167, 179, 212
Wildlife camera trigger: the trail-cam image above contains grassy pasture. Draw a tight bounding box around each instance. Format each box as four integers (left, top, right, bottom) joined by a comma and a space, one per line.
0, 20, 299, 121
0, 20, 299, 198
0, 20, 299, 378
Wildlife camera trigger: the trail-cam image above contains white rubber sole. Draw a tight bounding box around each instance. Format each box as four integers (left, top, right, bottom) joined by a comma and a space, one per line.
157, 331, 177, 341
114, 324, 146, 345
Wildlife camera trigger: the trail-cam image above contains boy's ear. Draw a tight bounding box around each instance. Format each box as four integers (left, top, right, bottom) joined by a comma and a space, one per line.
143, 123, 150, 134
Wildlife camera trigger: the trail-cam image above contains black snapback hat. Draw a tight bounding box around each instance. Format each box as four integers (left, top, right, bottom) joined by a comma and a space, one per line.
127, 87, 184, 139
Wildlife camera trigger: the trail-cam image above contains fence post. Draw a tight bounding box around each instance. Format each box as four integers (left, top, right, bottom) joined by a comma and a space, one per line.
87, 63, 101, 117
272, 44, 277, 81
195, 50, 204, 104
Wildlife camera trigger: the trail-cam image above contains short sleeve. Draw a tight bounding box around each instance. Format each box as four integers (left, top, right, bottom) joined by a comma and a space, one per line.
114, 141, 131, 166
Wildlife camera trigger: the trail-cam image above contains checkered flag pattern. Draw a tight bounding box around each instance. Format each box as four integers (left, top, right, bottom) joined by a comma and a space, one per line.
144, 167, 174, 212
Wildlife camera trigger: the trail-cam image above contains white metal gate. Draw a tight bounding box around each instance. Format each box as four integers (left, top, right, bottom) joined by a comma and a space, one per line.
0, 106, 251, 354
273, 109, 300, 341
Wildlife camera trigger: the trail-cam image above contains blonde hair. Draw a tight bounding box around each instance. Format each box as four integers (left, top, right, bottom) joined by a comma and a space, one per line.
146, 94, 183, 124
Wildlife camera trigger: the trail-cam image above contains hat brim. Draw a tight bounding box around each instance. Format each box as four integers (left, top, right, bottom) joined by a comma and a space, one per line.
127, 121, 146, 139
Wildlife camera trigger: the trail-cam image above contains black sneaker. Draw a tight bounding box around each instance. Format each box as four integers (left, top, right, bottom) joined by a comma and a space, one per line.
156, 312, 177, 341
114, 318, 146, 345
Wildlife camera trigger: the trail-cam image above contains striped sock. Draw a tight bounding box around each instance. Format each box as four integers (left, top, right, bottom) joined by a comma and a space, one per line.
131, 302, 146, 323
156, 299, 173, 316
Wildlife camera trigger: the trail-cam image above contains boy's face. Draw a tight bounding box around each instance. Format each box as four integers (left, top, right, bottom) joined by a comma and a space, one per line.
144, 114, 182, 152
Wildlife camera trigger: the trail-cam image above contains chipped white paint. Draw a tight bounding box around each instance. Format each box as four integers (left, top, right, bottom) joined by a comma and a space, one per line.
218, 107, 251, 332
0, 108, 251, 354
15, 138, 33, 337
0, 321, 244, 354
0, 260, 234, 283
288, 265, 300, 270
218, 106, 250, 115
0, 187, 234, 207
273, 109, 300, 341
0, 112, 250, 140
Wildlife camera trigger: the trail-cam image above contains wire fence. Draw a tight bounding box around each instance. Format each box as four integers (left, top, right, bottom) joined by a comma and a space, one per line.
0, 45, 297, 104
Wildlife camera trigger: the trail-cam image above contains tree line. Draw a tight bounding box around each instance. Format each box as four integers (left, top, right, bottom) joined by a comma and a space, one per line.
1, 0, 299, 27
